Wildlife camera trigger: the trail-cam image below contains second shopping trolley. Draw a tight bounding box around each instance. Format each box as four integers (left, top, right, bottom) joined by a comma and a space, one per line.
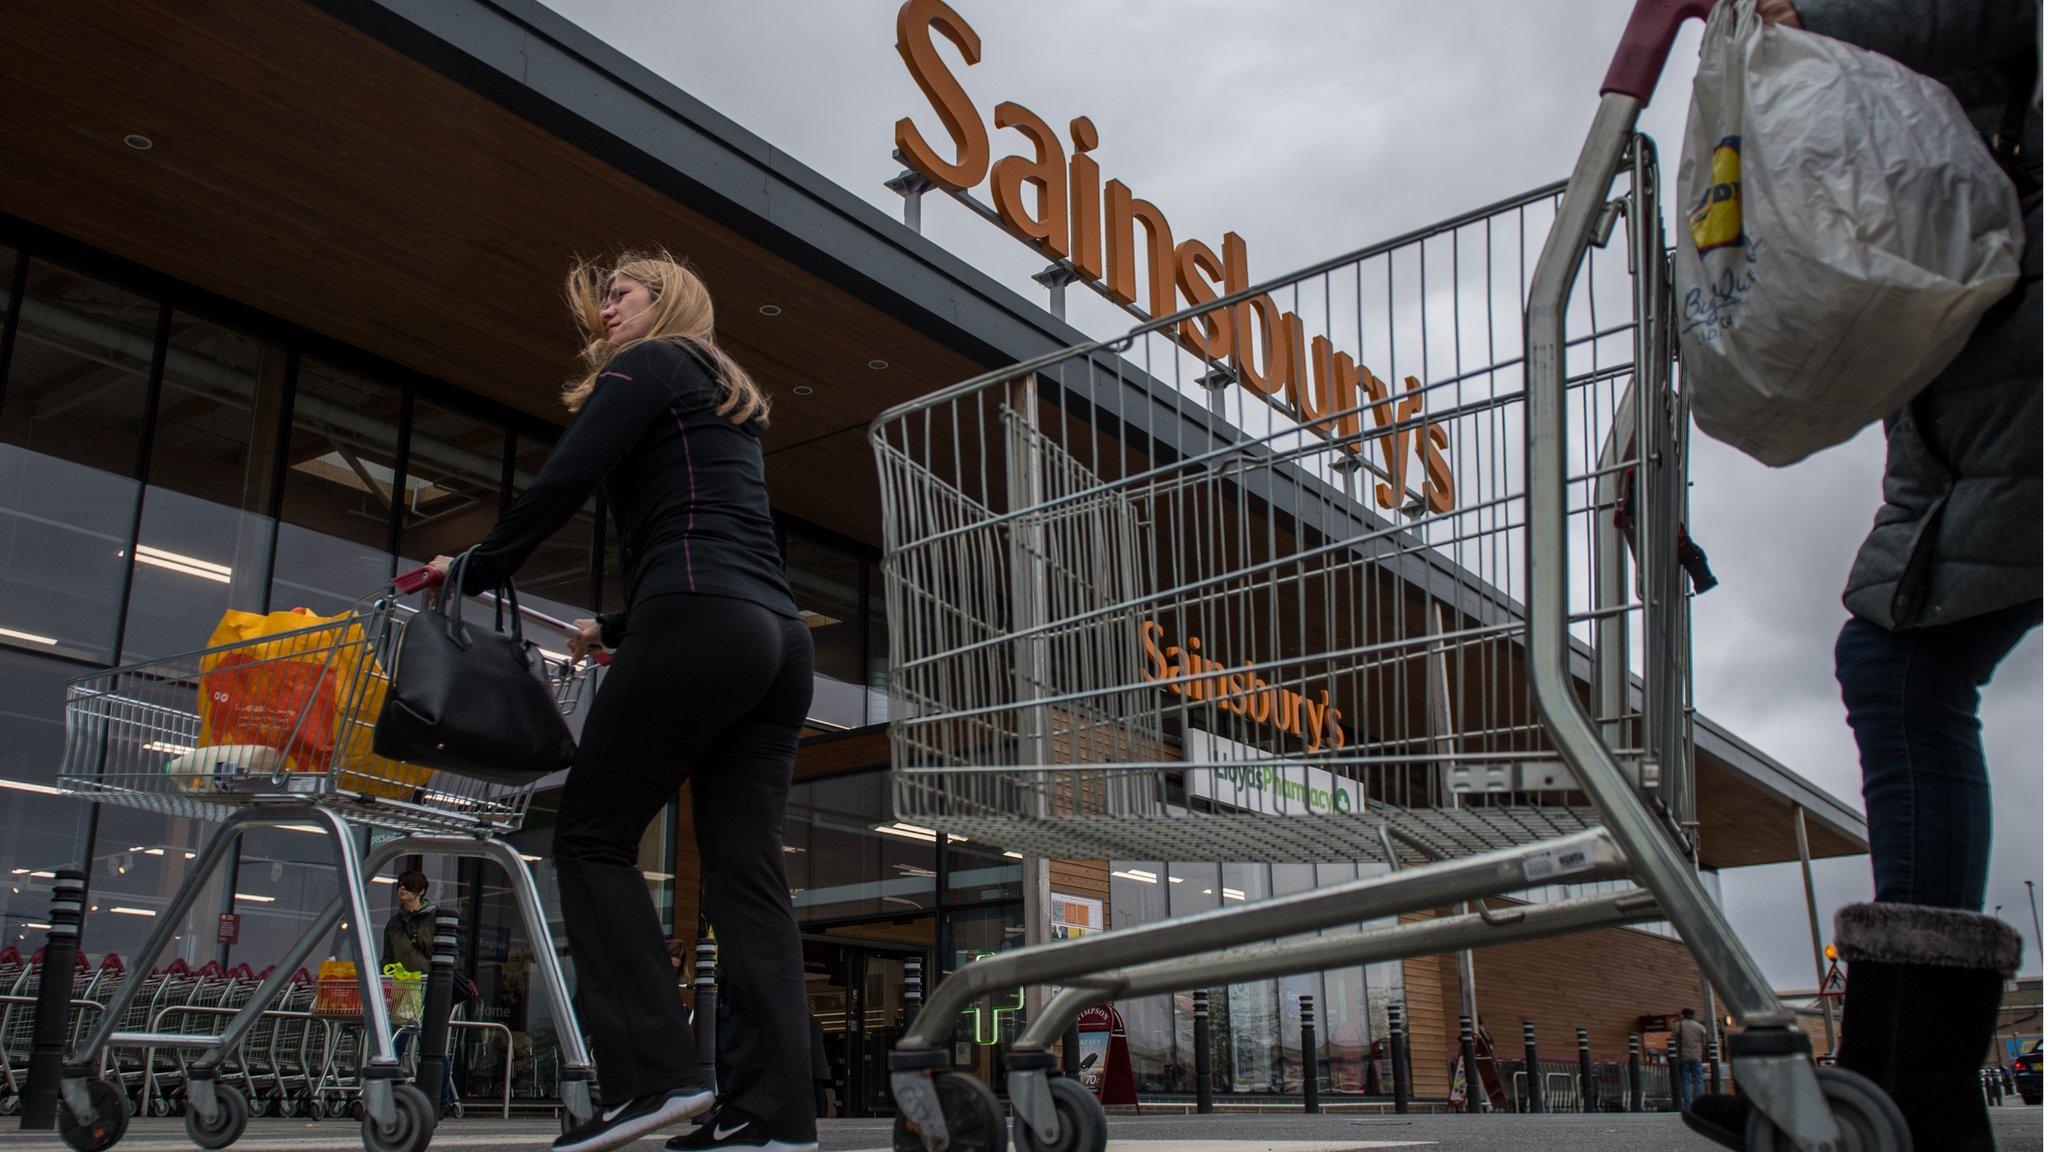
872, 2, 1895, 1148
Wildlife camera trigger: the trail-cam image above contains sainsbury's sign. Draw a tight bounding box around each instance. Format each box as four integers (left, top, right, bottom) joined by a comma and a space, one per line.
894, 0, 1456, 514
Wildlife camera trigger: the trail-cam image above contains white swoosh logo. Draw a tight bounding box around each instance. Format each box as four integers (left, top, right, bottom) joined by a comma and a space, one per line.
601, 1102, 630, 1122
713, 1121, 748, 1139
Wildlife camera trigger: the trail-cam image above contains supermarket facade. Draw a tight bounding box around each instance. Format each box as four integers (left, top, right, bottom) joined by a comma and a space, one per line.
0, 0, 1866, 1115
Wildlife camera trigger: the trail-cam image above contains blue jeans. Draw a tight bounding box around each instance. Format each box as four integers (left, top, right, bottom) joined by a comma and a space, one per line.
1835, 601, 2039, 910
1681, 1059, 1705, 1111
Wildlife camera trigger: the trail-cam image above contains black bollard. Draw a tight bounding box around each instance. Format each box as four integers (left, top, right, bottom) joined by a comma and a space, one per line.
1460, 1014, 1482, 1114
1299, 995, 1319, 1114
1063, 1021, 1082, 1077
415, 910, 460, 1119
902, 955, 924, 1031
1522, 1020, 1543, 1113
1627, 1033, 1643, 1113
1666, 1032, 1681, 1112
1192, 990, 1214, 1115
1707, 1036, 1721, 1095
693, 933, 719, 1092
1388, 1002, 1410, 1115
21, 869, 87, 1131
1577, 1028, 1595, 1114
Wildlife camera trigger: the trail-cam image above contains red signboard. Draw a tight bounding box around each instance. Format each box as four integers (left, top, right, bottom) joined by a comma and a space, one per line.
1074, 1004, 1137, 1106
216, 913, 239, 945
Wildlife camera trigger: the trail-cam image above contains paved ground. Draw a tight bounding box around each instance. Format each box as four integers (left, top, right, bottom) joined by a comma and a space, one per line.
1, 1109, 2039, 1152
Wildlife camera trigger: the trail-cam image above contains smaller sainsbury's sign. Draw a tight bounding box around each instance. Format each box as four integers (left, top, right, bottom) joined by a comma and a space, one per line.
1140, 619, 1349, 753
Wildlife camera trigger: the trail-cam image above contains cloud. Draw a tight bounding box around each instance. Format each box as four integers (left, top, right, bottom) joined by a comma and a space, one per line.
545, 0, 2043, 981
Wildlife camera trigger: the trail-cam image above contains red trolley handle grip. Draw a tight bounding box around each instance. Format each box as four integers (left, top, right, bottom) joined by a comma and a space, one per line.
1600, 0, 1716, 101
391, 565, 443, 595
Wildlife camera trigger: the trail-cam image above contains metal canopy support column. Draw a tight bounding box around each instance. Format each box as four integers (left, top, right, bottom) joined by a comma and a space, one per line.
1793, 807, 1837, 1054
1008, 374, 1054, 1025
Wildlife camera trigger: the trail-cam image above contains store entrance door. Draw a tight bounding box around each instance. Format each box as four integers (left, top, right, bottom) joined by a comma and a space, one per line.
804, 938, 922, 1117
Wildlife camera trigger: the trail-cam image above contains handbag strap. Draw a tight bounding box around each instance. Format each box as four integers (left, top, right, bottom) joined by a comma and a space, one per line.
442, 548, 527, 648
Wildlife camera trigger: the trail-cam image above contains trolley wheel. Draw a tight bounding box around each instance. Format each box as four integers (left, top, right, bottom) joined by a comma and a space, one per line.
249, 1095, 272, 1119
1746, 1067, 1909, 1152
278, 1098, 299, 1119
445, 1101, 463, 1121
349, 1099, 367, 1121
893, 1072, 1007, 1152
0, 1094, 19, 1116
308, 1099, 328, 1121
361, 1085, 435, 1152
186, 1085, 250, 1151
59, 1079, 130, 1152
1013, 1078, 1106, 1152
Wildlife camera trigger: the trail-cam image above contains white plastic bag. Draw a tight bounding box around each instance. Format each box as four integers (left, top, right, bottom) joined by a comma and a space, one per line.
1675, 0, 2022, 467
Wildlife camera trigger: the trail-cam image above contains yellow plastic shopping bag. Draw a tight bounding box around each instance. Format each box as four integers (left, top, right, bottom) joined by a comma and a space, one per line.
190, 608, 429, 798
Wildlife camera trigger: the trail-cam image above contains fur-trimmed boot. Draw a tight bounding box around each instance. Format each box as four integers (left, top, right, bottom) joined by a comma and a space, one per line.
1684, 902, 2020, 1151
1831, 902, 2021, 1152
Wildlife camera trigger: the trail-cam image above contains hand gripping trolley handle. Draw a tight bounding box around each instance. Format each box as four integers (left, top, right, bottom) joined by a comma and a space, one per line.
48, 571, 603, 1152
870, 2, 1904, 1149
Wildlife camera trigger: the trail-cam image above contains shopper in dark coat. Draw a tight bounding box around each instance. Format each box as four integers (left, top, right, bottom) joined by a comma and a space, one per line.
1687, 3, 2037, 1150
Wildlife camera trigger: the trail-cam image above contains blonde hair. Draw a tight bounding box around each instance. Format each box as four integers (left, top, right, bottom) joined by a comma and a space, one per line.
562, 250, 769, 426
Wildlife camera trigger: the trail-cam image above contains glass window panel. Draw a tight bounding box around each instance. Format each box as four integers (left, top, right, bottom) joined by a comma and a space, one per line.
0, 648, 92, 949
863, 559, 888, 724
785, 772, 936, 921
1218, 862, 1277, 1092
270, 360, 404, 614
942, 834, 1019, 905
784, 534, 863, 729
1272, 863, 1321, 1092
1315, 861, 1367, 1094
1107, 861, 1173, 1091
119, 314, 281, 663
395, 397, 507, 575
0, 259, 156, 662
505, 434, 599, 617
82, 807, 218, 967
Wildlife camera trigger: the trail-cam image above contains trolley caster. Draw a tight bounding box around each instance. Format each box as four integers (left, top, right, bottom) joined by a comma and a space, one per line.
59, 1079, 130, 1152
1746, 1067, 1909, 1152
445, 1101, 463, 1121
249, 1096, 272, 1118
278, 1097, 299, 1119
1014, 1078, 1106, 1152
150, 1097, 173, 1118
0, 1093, 19, 1116
893, 1072, 1007, 1152
307, 1099, 328, 1121
361, 1084, 435, 1152
186, 1085, 251, 1151
349, 1099, 367, 1121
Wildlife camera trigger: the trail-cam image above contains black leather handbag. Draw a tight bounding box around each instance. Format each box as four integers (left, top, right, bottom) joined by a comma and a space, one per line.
372, 551, 577, 783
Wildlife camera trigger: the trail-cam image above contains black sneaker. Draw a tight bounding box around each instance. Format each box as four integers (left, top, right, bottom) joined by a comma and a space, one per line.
554, 1085, 715, 1152
664, 1105, 818, 1152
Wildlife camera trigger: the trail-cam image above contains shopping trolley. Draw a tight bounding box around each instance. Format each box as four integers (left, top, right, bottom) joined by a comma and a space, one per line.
872, 2, 1897, 1149
49, 572, 603, 1152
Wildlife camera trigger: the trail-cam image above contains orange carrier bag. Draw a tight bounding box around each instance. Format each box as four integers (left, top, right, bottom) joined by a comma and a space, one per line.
194, 608, 430, 799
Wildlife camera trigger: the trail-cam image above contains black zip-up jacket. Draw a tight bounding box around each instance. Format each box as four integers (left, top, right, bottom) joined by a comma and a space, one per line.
461, 340, 798, 641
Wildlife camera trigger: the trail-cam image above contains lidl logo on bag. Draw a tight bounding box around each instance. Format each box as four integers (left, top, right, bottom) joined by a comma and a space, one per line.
1688, 136, 1744, 254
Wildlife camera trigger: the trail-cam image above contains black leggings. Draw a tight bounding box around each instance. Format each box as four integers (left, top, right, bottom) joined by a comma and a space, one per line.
552, 593, 814, 1139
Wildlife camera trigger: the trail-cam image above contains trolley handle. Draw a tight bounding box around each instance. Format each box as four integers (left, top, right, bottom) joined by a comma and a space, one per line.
390, 565, 614, 666
1600, 0, 1715, 102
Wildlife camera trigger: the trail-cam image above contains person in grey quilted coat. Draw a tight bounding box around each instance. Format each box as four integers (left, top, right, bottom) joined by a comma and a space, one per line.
1685, 2, 2038, 1150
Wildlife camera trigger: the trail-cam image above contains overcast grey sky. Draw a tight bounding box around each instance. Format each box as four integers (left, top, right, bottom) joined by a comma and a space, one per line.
545, 0, 2044, 983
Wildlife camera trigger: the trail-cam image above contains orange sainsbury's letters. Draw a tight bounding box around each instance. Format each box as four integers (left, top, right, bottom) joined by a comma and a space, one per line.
894, 0, 1455, 515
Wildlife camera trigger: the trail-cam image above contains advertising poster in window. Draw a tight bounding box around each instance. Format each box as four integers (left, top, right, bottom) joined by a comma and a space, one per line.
1050, 891, 1102, 941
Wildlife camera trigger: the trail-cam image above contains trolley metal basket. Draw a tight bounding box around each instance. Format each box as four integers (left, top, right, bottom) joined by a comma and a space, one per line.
875, 2, 1886, 1148
48, 574, 604, 1152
